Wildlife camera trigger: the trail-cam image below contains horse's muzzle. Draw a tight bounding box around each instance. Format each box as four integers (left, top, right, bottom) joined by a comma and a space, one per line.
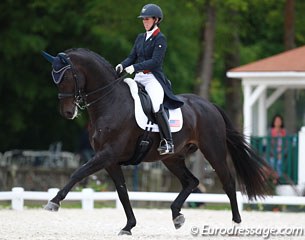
60, 102, 78, 120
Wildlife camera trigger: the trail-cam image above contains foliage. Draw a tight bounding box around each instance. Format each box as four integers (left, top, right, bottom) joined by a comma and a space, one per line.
1, 0, 305, 151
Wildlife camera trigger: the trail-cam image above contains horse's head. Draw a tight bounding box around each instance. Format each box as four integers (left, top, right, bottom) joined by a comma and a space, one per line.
42, 51, 85, 119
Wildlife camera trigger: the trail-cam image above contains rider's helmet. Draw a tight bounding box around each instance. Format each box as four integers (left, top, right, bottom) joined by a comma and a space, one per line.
138, 4, 163, 23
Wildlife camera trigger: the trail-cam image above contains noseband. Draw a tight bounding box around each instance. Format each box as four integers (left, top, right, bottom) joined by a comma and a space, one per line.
54, 53, 125, 109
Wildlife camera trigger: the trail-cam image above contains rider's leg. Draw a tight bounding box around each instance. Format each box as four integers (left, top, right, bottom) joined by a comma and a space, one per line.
155, 104, 174, 155
134, 73, 174, 155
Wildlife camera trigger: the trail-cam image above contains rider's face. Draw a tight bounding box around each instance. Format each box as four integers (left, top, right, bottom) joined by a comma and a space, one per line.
142, 17, 156, 31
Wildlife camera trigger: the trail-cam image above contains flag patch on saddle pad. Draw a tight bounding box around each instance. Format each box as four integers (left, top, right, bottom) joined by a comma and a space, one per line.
169, 119, 180, 127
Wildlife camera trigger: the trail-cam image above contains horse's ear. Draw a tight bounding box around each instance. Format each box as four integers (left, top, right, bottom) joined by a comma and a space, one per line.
41, 51, 55, 63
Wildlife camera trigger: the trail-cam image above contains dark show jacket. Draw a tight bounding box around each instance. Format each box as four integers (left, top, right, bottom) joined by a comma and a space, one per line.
121, 29, 184, 109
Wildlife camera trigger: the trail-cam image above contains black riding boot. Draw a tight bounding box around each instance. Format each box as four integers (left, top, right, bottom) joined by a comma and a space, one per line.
155, 105, 174, 155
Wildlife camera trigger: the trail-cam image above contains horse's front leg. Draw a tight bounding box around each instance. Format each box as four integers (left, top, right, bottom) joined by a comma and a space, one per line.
44, 151, 110, 211
106, 164, 136, 235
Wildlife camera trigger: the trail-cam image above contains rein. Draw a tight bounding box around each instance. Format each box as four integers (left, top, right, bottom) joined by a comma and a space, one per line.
74, 74, 126, 110
56, 53, 127, 110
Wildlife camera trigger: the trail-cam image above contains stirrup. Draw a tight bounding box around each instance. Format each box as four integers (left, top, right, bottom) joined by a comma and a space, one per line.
157, 139, 174, 155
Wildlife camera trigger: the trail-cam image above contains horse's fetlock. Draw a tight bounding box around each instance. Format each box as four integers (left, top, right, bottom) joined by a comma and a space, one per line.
129, 219, 136, 228
170, 203, 180, 213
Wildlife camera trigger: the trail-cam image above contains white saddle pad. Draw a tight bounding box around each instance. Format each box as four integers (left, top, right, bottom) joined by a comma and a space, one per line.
124, 78, 183, 133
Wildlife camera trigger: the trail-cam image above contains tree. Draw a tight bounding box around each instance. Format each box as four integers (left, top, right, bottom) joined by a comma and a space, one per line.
196, 0, 216, 100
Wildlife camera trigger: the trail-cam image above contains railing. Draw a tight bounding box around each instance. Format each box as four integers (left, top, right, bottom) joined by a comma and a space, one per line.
251, 135, 298, 184
0, 149, 78, 169
1, 187, 305, 211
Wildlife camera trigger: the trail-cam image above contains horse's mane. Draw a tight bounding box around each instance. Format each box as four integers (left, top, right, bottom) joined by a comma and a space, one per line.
65, 48, 118, 78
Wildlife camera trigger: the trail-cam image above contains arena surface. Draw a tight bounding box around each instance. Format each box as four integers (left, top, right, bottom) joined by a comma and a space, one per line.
0, 208, 304, 240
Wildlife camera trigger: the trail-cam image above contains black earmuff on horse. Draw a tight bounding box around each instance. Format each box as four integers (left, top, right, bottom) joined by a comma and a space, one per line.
42, 48, 274, 236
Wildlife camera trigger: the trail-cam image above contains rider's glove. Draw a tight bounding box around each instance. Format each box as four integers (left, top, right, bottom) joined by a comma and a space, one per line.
115, 64, 123, 74
125, 65, 135, 74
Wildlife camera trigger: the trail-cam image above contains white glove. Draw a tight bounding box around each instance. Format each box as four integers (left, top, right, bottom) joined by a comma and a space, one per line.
115, 64, 123, 74
125, 65, 135, 74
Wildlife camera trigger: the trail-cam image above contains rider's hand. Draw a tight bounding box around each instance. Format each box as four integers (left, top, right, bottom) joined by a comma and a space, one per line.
125, 65, 135, 74
115, 64, 123, 74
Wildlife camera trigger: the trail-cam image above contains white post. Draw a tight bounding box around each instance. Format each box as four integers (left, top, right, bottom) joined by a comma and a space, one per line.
82, 188, 94, 210
12, 187, 24, 210
298, 127, 305, 188
258, 89, 267, 136
243, 83, 252, 138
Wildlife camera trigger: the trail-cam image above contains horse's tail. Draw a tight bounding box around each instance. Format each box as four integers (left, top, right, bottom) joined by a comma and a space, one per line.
214, 104, 275, 200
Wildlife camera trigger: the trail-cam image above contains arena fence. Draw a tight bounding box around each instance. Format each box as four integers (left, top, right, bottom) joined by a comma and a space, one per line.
1, 187, 305, 211
251, 135, 298, 184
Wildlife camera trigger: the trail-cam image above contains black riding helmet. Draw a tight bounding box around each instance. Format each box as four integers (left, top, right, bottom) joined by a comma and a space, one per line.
138, 4, 163, 23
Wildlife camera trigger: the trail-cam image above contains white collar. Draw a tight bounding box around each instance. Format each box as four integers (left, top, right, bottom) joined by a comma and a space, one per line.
145, 26, 158, 40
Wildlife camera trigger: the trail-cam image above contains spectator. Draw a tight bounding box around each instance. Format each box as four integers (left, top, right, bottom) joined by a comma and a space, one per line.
269, 114, 286, 177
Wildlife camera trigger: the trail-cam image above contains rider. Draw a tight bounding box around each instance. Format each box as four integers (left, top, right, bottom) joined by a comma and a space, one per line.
116, 3, 183, 155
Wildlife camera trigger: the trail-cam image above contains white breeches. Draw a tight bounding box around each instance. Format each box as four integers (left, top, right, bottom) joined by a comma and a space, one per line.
134, 72, 164, 112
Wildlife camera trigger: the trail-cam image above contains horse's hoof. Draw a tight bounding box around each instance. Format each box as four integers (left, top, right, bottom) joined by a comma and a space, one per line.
232, 219, 241, 225
44, 201, 60, 212
173, 214, 185, 229
118, 229, 132, 235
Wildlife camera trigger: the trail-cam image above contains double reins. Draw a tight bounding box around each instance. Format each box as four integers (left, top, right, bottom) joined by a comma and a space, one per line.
57, 53, 127, 110
72, 73, 126, 110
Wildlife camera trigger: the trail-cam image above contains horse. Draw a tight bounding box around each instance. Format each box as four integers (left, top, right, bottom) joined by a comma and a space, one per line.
42, 48, 273, 235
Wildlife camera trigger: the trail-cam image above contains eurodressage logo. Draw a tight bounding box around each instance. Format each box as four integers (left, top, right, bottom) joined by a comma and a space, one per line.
190, 225, 305, 239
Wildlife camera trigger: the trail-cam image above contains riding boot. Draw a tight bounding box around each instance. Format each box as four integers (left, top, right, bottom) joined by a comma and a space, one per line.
155, 104, 174, 155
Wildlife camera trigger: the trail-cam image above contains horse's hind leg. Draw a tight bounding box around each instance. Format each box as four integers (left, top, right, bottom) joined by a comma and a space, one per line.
200, 141, 241, 223
162, 157, 199, 229
105, 164, 136, 235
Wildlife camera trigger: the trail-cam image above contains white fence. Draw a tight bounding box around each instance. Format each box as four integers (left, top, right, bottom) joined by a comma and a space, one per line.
1, 187, 305, 211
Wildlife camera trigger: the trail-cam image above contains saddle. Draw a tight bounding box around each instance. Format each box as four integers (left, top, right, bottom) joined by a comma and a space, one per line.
120, 82, 154, 166
136, 82, 156, 124
120, 78, 183, 166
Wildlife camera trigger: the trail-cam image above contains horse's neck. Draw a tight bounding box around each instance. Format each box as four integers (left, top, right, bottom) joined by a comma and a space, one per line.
86, 78, 132, 124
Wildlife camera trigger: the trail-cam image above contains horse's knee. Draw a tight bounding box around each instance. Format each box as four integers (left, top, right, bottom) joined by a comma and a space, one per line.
116, 183, 128, 196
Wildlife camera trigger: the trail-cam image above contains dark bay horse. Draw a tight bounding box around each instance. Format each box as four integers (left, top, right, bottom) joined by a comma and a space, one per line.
42, 48, 273, 235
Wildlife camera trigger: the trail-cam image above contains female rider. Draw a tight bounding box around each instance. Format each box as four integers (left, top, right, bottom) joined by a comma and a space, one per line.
116, 4, 183, 155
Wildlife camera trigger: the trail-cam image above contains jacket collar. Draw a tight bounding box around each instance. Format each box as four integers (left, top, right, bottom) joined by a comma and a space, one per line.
145, 27, 160, 40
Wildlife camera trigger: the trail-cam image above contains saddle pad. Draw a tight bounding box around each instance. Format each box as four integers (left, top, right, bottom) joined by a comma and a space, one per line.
124, 78, 183, 132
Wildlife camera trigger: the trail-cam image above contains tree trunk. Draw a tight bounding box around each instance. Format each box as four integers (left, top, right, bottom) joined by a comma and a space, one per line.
284, 0, 296, 134
191, 0, 216, 187
224, 11, 242, 130
196, 0, 216, 100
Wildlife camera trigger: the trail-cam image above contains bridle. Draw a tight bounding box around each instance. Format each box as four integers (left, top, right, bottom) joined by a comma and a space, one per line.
54, 53, 126, 110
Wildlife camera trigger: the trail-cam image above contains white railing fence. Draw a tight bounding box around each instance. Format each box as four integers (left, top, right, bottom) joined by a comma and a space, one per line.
1, 187, 305, 211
